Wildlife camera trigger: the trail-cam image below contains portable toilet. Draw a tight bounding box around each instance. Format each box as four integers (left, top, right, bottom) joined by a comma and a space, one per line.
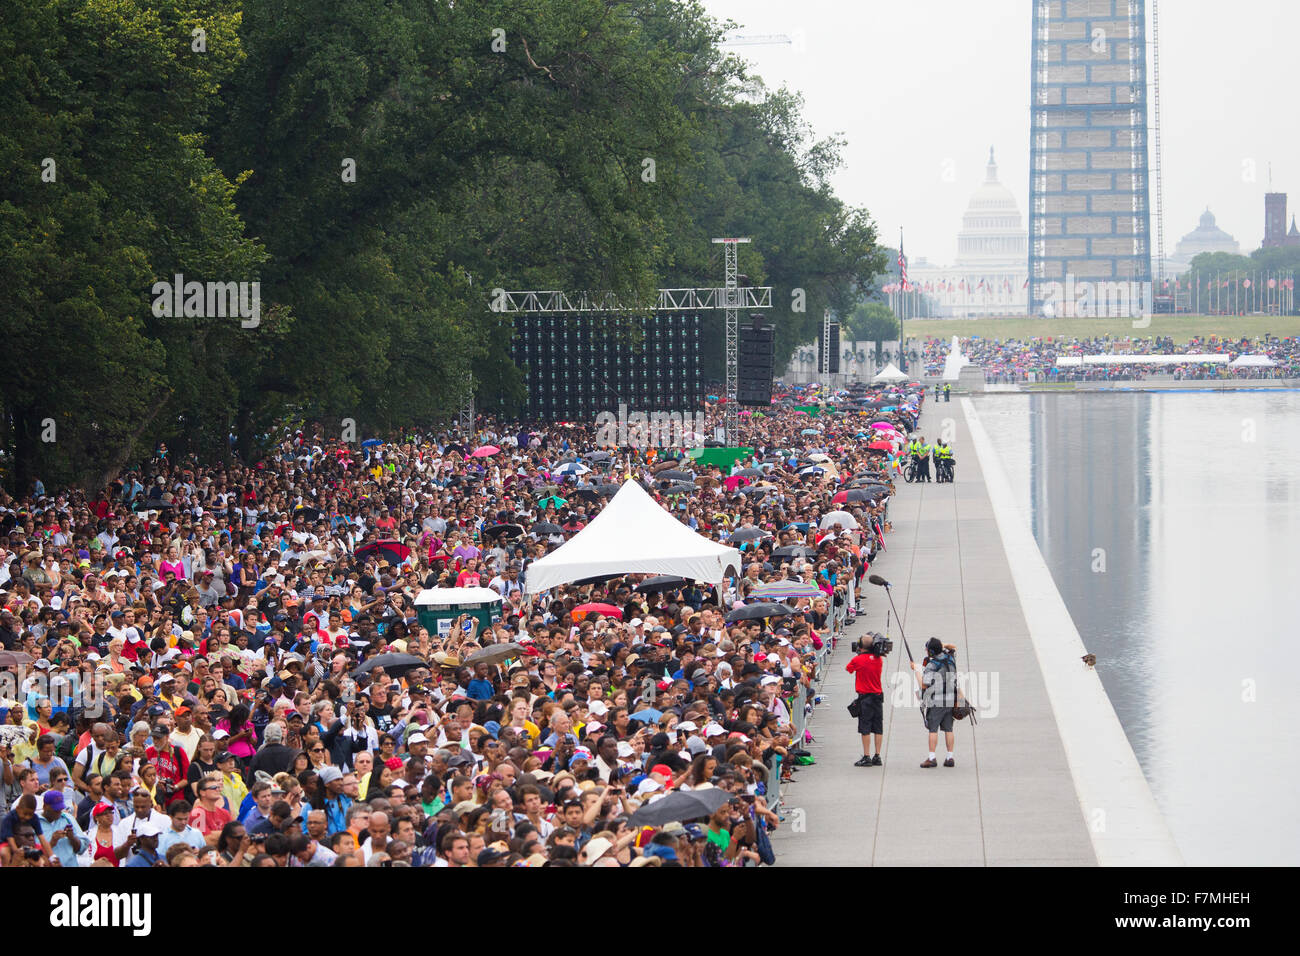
414, 587, 504, 639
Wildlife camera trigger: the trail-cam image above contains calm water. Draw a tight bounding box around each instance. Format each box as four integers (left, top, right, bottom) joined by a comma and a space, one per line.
978, 391, 1300, 867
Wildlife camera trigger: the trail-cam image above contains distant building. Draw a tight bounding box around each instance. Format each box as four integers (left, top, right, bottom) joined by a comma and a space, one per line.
908, 148, 1029, 317
1262, 192, 1300, 248
1163, 208, 1239, 276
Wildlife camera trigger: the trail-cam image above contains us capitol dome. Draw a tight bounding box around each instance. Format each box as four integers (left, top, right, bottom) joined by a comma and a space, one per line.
909, 148, 1029, 316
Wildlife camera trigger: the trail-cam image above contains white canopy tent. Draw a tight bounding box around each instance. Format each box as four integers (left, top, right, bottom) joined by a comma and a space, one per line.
872, 362, 909, 382
523, 479, 741, 595
1228, 354, 1277, 368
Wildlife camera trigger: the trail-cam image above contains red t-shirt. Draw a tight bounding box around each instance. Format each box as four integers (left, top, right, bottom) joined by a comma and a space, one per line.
845, 653, 883, 694
189, 803, 231, 837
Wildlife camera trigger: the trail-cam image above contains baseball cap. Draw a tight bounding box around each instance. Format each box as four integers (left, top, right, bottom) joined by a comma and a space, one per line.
42, 790, 66, 811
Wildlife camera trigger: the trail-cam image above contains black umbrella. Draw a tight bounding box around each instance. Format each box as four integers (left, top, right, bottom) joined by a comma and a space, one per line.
583, 451, 613, 462
729, 527, 769, 543
734, 468, 765, 478
463, 643, 527, 666
354, 539, 411, 565
350, 653, 428, 678
771, 545, 815, 560
444, 443, 467, 458
627, 787, 734, 827
657, 469, 695, 482
596, 483, 623, 496
530, 521, 563, 536
662, 481, 697, 495
635, 575, 692, 593
573, 572, 627, 585
843, 488, 885, 503
725, 602, 798, 622
569, 488, 600, 503
483, 523, 525, 539
293, 505, 324, 522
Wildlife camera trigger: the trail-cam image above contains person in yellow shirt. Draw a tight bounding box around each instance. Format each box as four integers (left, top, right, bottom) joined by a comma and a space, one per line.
216, 750, 248, 814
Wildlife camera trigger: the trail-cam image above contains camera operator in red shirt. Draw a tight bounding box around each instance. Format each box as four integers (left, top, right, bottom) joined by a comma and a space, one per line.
846, 632, 888, 767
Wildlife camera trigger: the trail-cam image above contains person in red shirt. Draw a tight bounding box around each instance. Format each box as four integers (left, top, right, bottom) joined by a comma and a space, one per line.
188, 777, 231, 846
846, 633, 886, 767
145, 724, 191, 807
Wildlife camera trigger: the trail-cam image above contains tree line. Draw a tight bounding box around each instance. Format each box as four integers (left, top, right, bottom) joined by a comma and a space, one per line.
0, 0, 885, 493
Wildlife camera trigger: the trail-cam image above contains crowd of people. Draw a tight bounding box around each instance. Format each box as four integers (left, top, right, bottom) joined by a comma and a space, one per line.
921, 333, 1300, 382
0, 383, 922, 868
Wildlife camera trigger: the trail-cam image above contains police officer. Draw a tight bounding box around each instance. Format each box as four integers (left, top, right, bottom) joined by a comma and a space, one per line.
934, 441, 953, 482
916, 436, 932, 482
943, 382, 952, 403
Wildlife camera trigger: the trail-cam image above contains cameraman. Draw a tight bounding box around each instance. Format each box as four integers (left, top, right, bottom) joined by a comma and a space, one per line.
910, 638, 958, 768
846, 634, 885, 767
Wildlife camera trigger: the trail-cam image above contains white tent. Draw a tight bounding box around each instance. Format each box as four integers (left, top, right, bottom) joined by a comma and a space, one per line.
872, 363, 909, 383
415, 587, 503, 608
1228, 354, 1277, 368
523, 479, 741, 595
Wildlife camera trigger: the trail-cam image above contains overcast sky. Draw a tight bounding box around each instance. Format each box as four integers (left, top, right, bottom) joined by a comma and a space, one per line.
701, 0, 1298, 267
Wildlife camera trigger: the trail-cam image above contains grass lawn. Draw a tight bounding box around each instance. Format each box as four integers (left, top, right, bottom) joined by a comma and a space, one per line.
902, 314, 1300, 344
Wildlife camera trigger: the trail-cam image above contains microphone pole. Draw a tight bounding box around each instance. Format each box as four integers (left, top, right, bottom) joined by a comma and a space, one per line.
869, 574, 923, 725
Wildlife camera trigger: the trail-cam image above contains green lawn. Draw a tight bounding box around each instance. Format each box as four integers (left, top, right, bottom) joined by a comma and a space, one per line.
902, 314, 1300, 344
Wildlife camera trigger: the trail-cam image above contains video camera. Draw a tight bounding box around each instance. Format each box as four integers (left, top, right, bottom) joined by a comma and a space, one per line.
853, 632, 892, 657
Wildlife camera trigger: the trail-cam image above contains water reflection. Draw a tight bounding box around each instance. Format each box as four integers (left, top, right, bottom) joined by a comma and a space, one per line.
979, 392, 1300, 866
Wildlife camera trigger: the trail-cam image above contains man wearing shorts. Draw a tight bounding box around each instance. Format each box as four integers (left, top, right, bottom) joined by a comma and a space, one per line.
846, 635, 885, 767
911, 637, 957, 768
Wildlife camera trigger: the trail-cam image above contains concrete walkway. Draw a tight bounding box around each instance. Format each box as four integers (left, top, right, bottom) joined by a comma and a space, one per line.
771, 399, 1096, 866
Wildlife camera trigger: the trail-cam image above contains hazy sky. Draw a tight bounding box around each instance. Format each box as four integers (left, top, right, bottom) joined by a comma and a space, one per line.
701, 0, 1298, 267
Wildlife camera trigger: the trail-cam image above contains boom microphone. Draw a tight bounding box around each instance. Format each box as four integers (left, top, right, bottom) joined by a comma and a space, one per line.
868, 574, 891, 587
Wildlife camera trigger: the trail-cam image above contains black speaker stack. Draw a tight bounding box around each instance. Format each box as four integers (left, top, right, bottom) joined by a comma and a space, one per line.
737, 323, 775, 406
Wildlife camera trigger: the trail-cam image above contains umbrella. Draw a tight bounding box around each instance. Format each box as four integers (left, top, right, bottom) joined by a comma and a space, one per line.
734, 468, 764, 478
798, 466, 824, 477
819, 510, 859, 530
0, 650, 32, 669
596, 483, 623, 496
651, 460, 682, 474
772, 545, 815, 560
725, 602, 798, 622
749, 580, 824, 602
568, 488, 599, 503
463, 643, 527, 666
729, 527, 770, 543
842, 488, 887, 503
868, 441, 894, 451
630, 708, 664, 723
657, 470, 695, 482
573, 603, 623, 621
573, 572, 627, 586
443, 443, 467, 457
530, 521, 563, 536
806, 453, 832, 463
537, 495, 568, 510
361, 439, 382, 448
354, 539, 411, 565
350, 653, 428, 678
554, 462, 590, 476
471, 445, 501, 457
800, 428, 821, 436
627, 787, 734, 827
636, 576, 692, 593
583, 451, 613, 462
293, 505, 324, 522
483, 523, 525, 539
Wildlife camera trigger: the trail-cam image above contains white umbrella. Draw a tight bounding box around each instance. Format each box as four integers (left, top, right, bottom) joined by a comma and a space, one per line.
819, 510, 859, 530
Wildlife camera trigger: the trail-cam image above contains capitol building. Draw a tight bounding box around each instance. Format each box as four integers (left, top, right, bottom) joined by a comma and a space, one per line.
909, 148, 1029, 317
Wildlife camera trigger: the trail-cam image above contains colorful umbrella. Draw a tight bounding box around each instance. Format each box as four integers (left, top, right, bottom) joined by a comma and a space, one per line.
572, 603, 624, 621
471, 445, 500, 457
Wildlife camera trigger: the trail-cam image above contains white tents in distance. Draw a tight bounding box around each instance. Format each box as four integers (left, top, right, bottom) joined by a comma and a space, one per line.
523, 479, 741, 595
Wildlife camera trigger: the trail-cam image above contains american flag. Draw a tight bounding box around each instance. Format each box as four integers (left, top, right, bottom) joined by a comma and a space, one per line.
898, 237, 910, 292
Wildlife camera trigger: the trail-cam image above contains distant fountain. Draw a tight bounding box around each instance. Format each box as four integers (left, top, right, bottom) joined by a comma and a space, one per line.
942, 335, 970, 381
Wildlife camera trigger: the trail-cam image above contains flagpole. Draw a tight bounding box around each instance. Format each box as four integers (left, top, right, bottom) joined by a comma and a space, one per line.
898, 227, 906, 375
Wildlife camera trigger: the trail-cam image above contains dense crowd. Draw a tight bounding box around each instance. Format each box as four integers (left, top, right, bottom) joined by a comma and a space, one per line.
921, 334, 1300, 382
0, 384, 920, 867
